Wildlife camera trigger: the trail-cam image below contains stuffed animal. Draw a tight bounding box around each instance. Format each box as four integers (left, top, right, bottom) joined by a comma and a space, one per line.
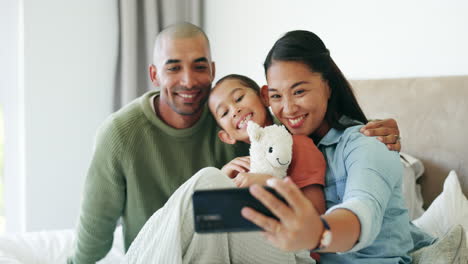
247, 121, 293, 179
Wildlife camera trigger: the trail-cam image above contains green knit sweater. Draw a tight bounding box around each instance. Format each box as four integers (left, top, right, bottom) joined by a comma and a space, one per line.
69, 91, 248, 263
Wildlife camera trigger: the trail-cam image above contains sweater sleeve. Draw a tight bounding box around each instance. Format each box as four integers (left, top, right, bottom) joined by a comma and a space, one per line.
68, 118, 126, 264
287, 135, 326, 188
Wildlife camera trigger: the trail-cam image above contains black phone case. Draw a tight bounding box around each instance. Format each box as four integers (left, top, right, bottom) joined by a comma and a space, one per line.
192, 187, 287, 233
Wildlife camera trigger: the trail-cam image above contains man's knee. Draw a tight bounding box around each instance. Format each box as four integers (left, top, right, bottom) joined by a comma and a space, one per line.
194, 167, 222, 176
192, 167, 233, 189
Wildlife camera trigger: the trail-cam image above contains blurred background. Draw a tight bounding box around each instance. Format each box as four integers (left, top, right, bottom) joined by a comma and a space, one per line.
0, 0, 467, 234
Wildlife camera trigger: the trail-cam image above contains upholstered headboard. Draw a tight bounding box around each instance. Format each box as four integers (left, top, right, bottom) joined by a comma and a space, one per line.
350, 76, 468, 208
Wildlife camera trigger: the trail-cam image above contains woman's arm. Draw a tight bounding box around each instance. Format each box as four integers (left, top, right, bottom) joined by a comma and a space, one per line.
241, 178, 361, 252
242, 134, 403, 253
319, 209, 360, 252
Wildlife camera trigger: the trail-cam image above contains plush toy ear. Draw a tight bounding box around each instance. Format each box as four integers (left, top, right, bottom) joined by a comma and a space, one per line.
247, 121, 263, 142
280, 125, 288, 133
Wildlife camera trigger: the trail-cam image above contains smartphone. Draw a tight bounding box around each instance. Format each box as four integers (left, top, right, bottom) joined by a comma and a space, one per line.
192, 187, 287, 233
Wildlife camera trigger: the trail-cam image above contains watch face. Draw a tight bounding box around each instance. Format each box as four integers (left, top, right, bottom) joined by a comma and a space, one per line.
321, 230, 332, 247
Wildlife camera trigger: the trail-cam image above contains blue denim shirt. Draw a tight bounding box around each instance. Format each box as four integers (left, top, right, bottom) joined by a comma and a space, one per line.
318, 119, 434, 263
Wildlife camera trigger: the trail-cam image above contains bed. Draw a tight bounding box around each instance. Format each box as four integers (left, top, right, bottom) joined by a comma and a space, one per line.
1, 75, 467, 263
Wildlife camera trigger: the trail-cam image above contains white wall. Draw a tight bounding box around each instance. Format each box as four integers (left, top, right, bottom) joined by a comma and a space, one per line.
204, 0, 468, 84
15, 0, 117, 231
0, 0, 24, 232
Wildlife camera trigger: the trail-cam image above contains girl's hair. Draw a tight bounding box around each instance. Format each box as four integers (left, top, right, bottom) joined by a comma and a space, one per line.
263, 30, 367, 130
214, 74, 260, 94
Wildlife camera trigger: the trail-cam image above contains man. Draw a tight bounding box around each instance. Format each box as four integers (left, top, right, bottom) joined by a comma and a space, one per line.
68, 22, 401, 263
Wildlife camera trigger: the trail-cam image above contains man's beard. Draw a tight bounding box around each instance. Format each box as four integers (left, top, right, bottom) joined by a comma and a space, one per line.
168, 85, 210, 115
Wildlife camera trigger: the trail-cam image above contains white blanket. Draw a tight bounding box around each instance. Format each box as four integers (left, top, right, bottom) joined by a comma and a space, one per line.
0, 226, 124, 264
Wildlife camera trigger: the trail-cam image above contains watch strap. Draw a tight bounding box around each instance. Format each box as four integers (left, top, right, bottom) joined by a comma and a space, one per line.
311, 216, 332, 252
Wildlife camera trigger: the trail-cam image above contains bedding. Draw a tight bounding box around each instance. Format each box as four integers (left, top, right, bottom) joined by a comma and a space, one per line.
401, 152, 426, 220
0, 226, 124, 264
413, 170, 468, 240
411, 224, 467, 264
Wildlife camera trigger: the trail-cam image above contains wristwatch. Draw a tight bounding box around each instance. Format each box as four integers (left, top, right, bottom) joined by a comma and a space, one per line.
311, 216, 332, 251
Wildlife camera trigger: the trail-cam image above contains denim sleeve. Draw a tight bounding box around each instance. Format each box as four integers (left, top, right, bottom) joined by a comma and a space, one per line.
326, 137, 403, 252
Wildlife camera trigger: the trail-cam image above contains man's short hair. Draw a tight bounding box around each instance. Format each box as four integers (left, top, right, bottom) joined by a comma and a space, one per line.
153, 22, 211, 64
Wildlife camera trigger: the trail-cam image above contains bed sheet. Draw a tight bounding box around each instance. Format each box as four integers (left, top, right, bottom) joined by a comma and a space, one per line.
0, 226, 124, 264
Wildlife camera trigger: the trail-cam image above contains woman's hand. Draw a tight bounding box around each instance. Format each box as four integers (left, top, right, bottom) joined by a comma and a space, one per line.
360, 118, 401, 151
241, 177, 323, 251
233, 172, 273, 188
221, 156, 250, 179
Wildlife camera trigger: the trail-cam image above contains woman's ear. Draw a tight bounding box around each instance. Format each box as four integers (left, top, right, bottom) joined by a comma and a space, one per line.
218, 130, 236, 145
260, 85, 270, 106
149, 65, 159, 87
325, 80, 332, 99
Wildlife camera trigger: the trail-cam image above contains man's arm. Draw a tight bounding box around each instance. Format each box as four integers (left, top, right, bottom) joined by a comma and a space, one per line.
360, 118, 401, 151
68, 121, 126, 264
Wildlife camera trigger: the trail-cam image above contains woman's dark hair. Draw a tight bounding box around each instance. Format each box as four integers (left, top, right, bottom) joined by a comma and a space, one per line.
263, 30, 367, 130
214, 74, 260, 94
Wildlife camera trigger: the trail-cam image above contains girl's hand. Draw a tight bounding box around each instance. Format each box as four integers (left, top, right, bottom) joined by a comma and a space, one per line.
241, 177, 323, 251
221, 156, 250, 178
233, 172, 273, 188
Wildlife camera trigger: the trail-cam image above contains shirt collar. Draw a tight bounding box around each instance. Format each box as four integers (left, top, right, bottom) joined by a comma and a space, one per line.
317, 127, 343, 147
317, 116, 363, 147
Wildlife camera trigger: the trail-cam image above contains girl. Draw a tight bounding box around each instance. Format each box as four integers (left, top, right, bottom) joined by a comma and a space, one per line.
208, 74, 326, 216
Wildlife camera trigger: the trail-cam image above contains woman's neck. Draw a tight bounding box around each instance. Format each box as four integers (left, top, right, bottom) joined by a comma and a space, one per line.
311, 121, 331, 143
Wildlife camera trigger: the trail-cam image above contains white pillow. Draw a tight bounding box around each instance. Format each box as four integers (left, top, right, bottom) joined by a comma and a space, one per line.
400, 152, 426, 220
412, 170, 468, 239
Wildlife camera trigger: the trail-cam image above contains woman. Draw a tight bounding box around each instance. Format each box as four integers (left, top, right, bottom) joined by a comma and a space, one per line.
241, 30, 435, 263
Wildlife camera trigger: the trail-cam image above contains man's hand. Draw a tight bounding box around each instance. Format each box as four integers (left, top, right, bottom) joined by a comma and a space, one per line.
233, 172, 273, 188
221, 156, 250, 179
360, 118, 401, 151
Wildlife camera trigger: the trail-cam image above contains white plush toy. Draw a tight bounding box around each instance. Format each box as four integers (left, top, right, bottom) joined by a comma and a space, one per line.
247, 121, 293, 179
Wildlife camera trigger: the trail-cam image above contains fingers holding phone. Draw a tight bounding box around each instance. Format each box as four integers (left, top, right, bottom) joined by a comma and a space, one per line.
242, 178, 322, 252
